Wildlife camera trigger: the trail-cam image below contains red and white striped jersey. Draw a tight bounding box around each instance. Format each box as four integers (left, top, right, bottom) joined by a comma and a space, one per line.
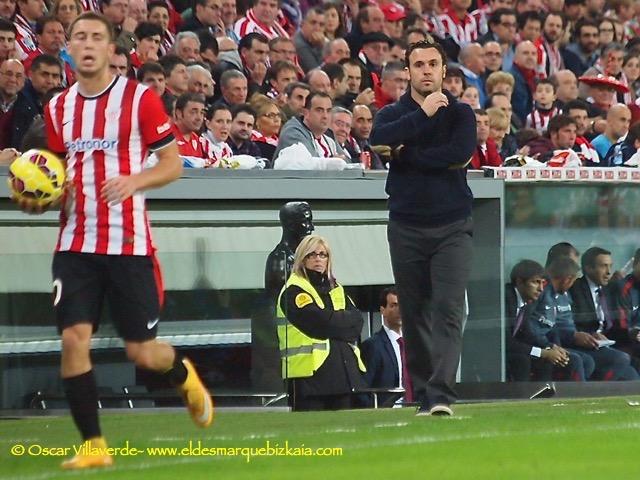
159, 30, 176, 57
432, 9, 479, 46
251, 129, 278, 147
14, 14, 37, 61
233, 8, 290, 40
537, 38, 563, 78
44, 76, 175, 256
470, 6, 491, 36
79, 0, 100, 11
532, 38, 548, 80
174, 128, 220, 167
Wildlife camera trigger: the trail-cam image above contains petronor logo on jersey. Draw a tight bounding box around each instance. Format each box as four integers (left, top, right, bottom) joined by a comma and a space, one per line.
64, 139, 119, 152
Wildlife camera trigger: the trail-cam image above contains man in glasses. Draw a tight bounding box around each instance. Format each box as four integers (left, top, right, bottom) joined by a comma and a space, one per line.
478, 8, 517, 71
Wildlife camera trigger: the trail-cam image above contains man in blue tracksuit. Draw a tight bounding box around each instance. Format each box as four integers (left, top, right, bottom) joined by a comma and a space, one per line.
519, 256, 595, 381
370, 40, 477, 416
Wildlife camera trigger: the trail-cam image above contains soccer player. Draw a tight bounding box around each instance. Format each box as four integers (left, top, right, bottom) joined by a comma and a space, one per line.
13, 12, 214, 469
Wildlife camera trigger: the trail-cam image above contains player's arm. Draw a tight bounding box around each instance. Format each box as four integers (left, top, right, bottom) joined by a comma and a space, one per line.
101, 140, 182, 204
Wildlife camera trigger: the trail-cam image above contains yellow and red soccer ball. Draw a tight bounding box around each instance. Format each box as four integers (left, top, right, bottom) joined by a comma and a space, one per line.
7, 149, 65, 207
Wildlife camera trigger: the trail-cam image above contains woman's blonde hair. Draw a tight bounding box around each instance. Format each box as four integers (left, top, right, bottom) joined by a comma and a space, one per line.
291, 234, 334, 282
485, 71, 515, 95
486, 107, 509, 130
249, 93, 282, 118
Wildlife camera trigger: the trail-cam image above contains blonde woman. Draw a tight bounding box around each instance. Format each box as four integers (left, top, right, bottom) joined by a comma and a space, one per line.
487, 107, 519, 159
276, 235, 366, 411
250, 93, 283, 160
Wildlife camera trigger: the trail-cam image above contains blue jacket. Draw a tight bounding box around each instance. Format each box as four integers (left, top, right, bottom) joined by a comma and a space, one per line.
508, 65, 533, 125
361, 328, 399, 391
370, 89, 476, 226
522, 282, 577, 348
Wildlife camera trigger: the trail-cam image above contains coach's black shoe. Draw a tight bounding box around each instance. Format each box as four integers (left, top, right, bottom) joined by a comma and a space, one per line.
415, 402, 431, 416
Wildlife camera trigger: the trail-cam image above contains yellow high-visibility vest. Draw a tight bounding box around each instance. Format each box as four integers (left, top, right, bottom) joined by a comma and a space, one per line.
276, 272, 366, 379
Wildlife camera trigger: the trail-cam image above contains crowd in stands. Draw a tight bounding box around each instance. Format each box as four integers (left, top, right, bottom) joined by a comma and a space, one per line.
5, 0, 640, 168
507, 242, 640, 382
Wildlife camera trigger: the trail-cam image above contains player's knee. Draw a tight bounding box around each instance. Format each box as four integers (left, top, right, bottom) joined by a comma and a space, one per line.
60, 325, 91, 352
126, 343, 155, 369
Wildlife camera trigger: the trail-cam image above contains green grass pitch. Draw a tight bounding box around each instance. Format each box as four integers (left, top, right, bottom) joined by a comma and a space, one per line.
2, 397, 640, 480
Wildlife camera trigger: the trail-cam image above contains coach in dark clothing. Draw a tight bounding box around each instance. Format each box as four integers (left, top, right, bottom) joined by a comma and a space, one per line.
370, 41, 475, 416
569, 247, 639, 380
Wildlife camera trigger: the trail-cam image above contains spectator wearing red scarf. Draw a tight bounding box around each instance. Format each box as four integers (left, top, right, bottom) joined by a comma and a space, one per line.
471, 109, 502, 169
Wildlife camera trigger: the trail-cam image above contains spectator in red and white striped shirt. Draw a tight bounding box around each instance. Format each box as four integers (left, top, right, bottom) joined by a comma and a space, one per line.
233, 0, 289, 40
432, 0, 479, 48
471, 0, 514, 37
173, 92, 220, 167
15, 0, 45, 60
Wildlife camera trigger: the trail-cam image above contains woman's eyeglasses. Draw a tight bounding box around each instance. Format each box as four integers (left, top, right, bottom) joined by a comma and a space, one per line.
305, 252, 329, 259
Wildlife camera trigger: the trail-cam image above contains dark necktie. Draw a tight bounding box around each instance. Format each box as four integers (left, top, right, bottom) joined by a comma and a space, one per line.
513, 306, 526, 337
397, 337, 413, 403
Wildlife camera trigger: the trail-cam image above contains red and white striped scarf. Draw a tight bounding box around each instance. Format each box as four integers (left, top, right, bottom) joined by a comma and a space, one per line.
526, 106, 559, 134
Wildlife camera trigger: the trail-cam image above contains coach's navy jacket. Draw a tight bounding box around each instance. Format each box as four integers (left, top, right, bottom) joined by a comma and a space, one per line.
520, 282, 577, 348
370, 89, 477, 227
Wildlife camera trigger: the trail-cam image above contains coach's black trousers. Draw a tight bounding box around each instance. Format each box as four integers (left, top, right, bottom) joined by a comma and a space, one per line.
387, 216, 473, 408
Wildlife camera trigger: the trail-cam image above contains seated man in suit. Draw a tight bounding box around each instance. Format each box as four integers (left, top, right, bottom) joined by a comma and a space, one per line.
506, 259, 551, 381
610, 248, 640, 371
518, 256, 595, 381
361, 287, 411, 406
569, 247, 639, 380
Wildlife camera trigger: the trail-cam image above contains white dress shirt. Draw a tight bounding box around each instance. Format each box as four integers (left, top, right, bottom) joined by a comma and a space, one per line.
586, 277, 606, 332
382, 323, 403, 388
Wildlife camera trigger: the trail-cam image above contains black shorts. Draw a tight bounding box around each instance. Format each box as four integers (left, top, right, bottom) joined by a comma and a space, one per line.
52, 252, 163, 342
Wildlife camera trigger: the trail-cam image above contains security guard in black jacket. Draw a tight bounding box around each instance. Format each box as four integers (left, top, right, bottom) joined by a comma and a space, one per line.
277, 235, 366, 411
